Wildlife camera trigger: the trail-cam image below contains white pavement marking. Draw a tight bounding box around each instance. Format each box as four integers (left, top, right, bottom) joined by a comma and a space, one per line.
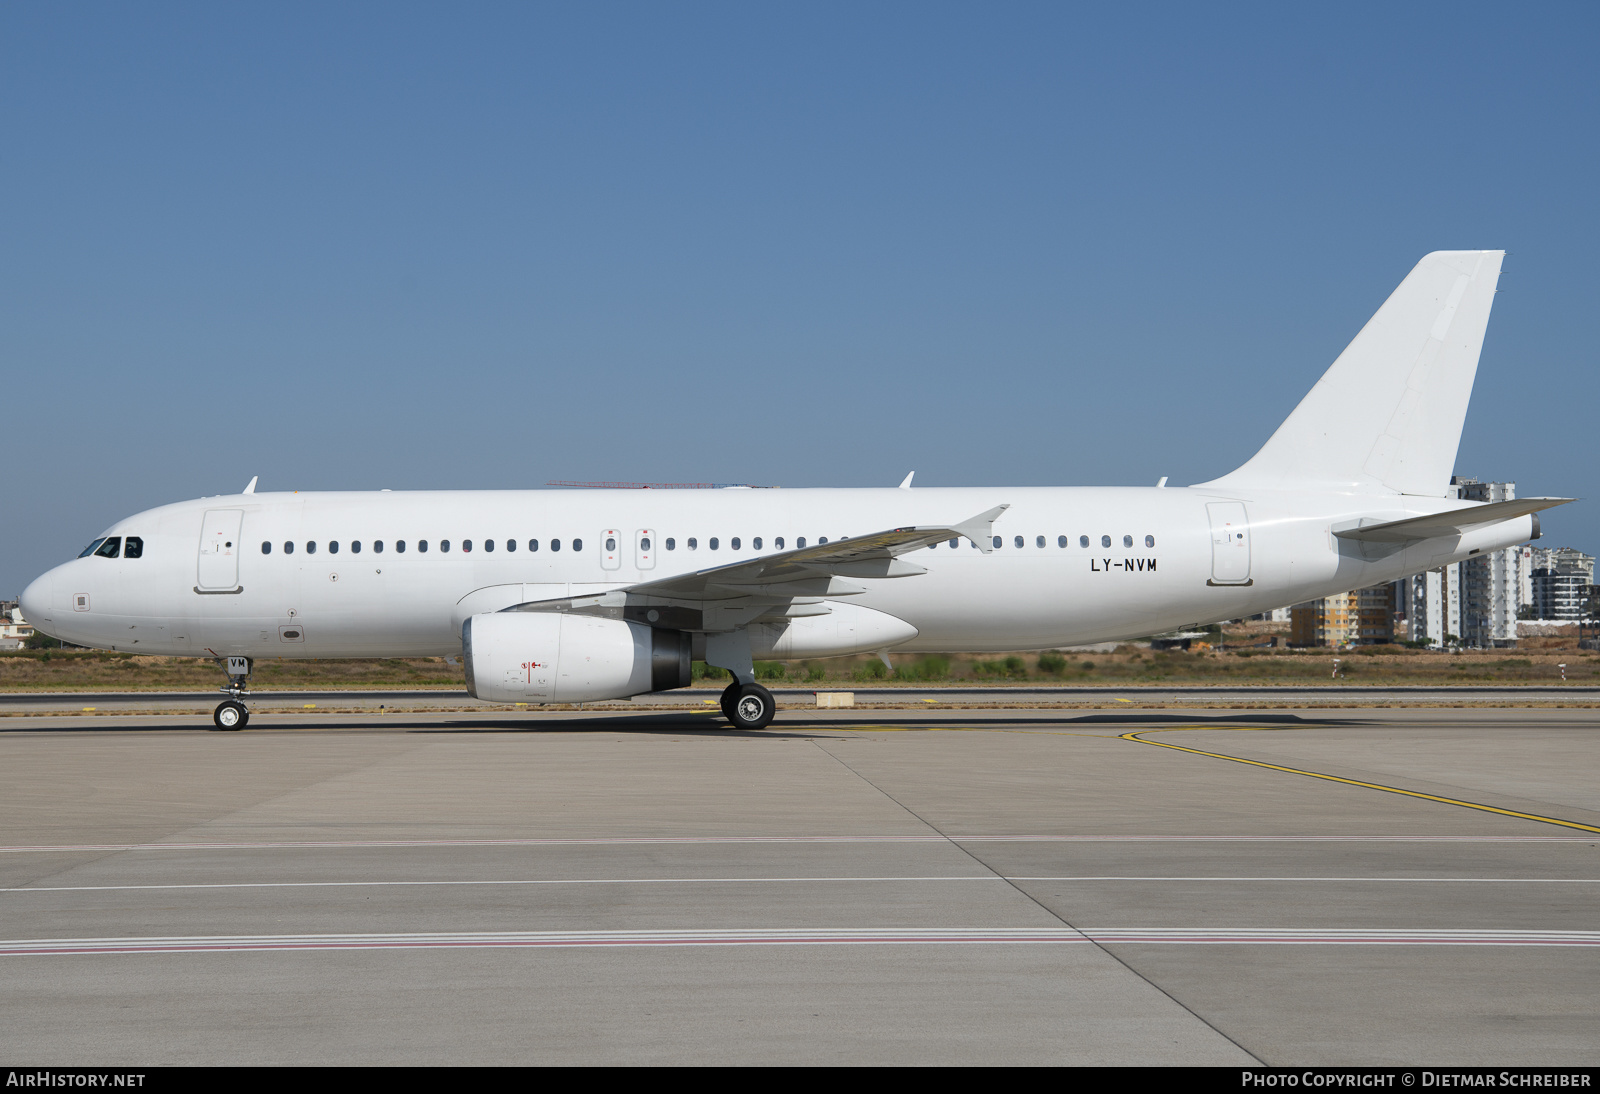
1086, 929, 1600, 946
2, 876, 1002, 893
2, 834, 1594, 854
5, 927, 1600, 957
1009, 876, 1600, 883
5, 875, 1599, 894
0, 928, 1095, 956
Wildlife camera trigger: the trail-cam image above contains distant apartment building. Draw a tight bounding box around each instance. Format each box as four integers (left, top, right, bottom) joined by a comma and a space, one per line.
1290, 586, 1394, 647
1532, 569, 1592, 621
1512, 546, 1594, 622
1454, 478, 1526, 646
1529, 546, 1595, 582
1394, 562, 1463, 646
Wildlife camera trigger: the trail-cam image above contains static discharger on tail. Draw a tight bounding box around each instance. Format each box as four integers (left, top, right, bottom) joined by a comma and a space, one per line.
19, 252, 1572, 730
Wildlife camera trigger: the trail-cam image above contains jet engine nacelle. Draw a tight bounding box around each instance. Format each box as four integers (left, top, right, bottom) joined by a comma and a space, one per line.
463, 612, 691, 704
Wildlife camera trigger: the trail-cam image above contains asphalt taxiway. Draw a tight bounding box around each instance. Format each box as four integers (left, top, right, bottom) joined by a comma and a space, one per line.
2, 706, 1598, 1065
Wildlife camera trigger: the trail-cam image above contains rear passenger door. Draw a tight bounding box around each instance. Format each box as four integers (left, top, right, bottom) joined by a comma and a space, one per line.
1206, 502, 1252, 586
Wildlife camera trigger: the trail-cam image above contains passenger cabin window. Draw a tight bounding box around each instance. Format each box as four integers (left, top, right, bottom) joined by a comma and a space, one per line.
462, 540, 472, 553
124, 536, 143, 558
640, 537, 651, 552
351, 541, 362, 554
528, 539, 538, 552
374, 540, 384, 553
819, 537, 828, 544
504, 539, 514, 552
306, 541, 318, 555
418, 540, 428, 553
1058, 535, 1067, 548
665, 538, 676, 551
753, 537, 762, 550
551, 539, 561, 552
605, 537, 616, 552
1014, 536, 1024, 549
775, 537, 784, 549
572, 538, 582, 551
1036, 536, 1045, 548
1145, 535, 1155, 548
687, 538, 697, 550
1079, 536, 1089, 548
395, 540, 405, 553
797, 537, 806, 548
329, 541, 339, 554
284, 541, 296, 555
94, 537, 122, 559
1100, 535, 1111, 548
731, 537, 741, 551
484, 539, 494, 552
1123, 535, 1133, 548
710, 538, 720, 551
78, 538, 106, 558
993, 536, 1003, 549
261, 541, 272, 555
441, 540, 452, 552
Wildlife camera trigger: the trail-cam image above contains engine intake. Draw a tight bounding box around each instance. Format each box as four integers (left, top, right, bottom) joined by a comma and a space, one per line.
463, 612, 690, 704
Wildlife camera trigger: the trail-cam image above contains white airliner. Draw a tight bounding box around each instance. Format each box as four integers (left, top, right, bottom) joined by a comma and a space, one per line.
19, 251, 1570, 730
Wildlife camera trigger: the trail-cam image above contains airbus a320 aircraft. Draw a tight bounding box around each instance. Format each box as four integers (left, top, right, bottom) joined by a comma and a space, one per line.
19, 251, 1570, 731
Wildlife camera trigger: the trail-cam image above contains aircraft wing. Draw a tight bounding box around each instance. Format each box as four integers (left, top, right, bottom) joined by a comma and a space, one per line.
1333, 497, 1574, 544
503, 503, 1009, 631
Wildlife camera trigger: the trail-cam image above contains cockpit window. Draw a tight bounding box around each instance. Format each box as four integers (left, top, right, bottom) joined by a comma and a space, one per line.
78, 538, 107, 559
124, 536, 144, 559
93, 537, 122, 559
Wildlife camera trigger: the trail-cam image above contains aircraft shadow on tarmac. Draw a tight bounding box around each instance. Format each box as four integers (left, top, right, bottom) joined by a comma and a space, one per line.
402, 709, 1369, 734
0, 709, 1371, 736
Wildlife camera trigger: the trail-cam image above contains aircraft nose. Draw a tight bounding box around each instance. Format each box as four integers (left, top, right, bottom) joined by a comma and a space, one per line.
18, 570, 54, 626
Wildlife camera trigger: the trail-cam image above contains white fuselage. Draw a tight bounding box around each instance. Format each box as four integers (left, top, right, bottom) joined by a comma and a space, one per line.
20, 485, 1531, 660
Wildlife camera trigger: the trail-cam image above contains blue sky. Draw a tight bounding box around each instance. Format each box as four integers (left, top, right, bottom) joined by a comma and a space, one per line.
3, 2, 1597, 595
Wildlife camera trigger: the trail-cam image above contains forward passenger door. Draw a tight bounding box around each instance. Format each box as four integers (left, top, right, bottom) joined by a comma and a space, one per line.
197, 510, 244, 591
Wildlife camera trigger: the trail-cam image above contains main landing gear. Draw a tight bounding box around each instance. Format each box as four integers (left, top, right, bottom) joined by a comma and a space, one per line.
719, 680, 776, 731
212, 655, 252, 730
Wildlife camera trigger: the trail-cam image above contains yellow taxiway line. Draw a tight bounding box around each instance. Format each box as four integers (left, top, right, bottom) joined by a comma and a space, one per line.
1119, 727, 1600, 835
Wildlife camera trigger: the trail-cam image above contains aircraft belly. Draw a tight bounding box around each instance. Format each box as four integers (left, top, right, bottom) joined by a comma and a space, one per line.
863, 550, 1209, 651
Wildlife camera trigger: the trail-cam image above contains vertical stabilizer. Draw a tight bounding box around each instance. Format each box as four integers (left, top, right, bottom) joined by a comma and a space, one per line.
1197, 250, 1504, 497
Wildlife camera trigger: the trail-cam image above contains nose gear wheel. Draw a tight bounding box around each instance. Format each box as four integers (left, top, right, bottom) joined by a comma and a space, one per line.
213, 700, 248, 730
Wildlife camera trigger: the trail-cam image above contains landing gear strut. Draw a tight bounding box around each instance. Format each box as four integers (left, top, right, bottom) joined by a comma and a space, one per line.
719, 680, 775, 731
212, 655, 252, 730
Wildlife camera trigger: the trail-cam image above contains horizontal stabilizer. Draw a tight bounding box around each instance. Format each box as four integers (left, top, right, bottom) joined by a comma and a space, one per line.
1333, 498, 1573, 543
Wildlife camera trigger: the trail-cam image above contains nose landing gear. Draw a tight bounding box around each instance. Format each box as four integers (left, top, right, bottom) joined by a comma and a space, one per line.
212, 655, 252, 730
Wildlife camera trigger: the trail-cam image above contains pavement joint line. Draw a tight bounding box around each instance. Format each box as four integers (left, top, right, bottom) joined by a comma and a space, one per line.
806, 736, 1266, 1066
1119, 726, 1600, 835
8, 875, 1600, 894
2, 833, 1594, 854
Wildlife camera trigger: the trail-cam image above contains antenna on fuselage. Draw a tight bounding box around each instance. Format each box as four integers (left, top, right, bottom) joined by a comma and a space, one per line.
898, 471, 915, 489
242, 476, 258, 495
